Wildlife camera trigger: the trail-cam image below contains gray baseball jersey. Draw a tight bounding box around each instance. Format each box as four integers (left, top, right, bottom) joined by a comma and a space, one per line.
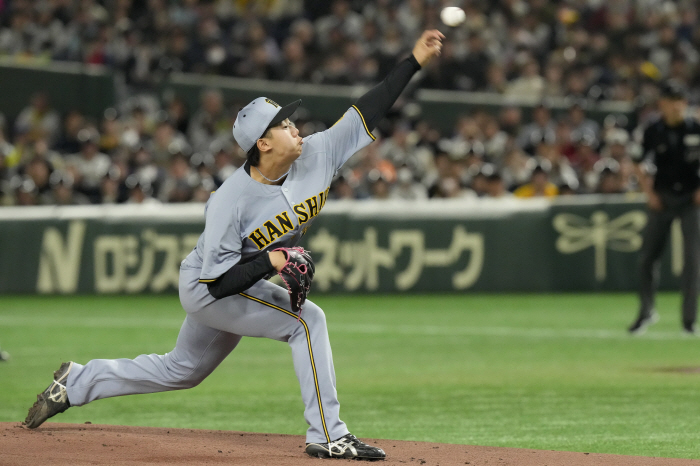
64, 106, 375, 444
183, 105, 374, 277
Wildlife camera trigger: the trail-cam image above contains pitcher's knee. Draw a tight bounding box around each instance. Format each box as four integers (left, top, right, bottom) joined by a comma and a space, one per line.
180, 373, 206, 389
299, 301, 326, 327
162, 356, 207, 389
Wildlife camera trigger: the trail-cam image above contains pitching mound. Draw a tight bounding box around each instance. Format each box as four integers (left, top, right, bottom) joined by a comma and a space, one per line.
1, 423, 697, 465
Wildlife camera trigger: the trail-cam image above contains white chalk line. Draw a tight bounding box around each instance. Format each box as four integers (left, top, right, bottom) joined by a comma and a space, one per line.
0, 315, 693, 340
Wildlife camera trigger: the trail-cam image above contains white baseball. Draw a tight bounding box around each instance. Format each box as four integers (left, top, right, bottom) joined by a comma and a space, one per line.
440, 6, 466, 27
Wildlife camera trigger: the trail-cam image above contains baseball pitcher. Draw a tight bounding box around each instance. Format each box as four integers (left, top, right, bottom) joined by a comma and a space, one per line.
25, 30, 444, 460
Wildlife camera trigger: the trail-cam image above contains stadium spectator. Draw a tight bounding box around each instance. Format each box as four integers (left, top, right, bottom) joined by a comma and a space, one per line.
14, 92, 60, 146
166, 96, 191, 135
99, 109, 123, 154
542, 63, 565, 98
500, 147, 531, 191
498, 105, 523, 138
389, 166, 428, 200
315, 0, 364, 51
378, 124, 432, 177
188, 89, 230, 152
149, 120, 190, 167
54, 110, 87, 155
329, 173, 357, 200
505, 59, 545, 98
316, 54, 351, 85
11, 175, 40, 206
99, 168, 123, 204
368, 171, 391, 200
0, 115, 16, 191
159, 152, 197, 203
207, 140, 238, 183
484, 169, 511, 199
125, 175, 160, 205
0, 154, 11, 206
513, 161, 559, 198
65, 129, 112, 203
421, 40, 466, 91
191, 176, 216, 203
469, 164, 491, 198
426, 150, 476, 199
462, 32, 490, 91
568, 102, 600, 146
43, 170, 90, 205
594, 160, 625, 195
280, 36, 312, 83
482, 115, 509, 163
600, 128, 630, 161
121, 105, 155, 148
21, 155, 52, 198
534, 136, 578, 192
573, 134, 602, 193
517, 104, 556, 153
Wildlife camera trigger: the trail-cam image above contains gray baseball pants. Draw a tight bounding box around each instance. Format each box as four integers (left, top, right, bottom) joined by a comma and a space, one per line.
64, 265, 348, 444
638, 193, 700, 325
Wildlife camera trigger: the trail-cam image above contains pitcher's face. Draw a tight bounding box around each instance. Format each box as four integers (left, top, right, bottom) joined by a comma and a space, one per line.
268, 119, 303, 161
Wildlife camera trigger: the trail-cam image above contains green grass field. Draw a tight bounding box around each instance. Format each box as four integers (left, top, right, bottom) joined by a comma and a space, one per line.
1, 293, 700, 459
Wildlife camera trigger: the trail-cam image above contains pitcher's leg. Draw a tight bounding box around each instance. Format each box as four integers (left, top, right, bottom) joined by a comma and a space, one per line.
190, 281, 348, 444
680, 206, 700, 327
67, 316, 241, 406
285, 300, 345, 443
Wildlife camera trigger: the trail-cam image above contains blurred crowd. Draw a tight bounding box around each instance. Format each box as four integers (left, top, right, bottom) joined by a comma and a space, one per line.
0, 86, 671, 206
1, 0, 699, 100
0, 0, 699, 206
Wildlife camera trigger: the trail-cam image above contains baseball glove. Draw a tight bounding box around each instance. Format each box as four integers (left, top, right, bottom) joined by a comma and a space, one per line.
273, 247, 315, 315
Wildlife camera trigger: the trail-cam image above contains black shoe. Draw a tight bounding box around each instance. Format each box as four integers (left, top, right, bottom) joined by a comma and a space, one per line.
628, 312, 659, 335
24, 362, 73, 429
306, 433, 386, 460
683, 321, 697, 335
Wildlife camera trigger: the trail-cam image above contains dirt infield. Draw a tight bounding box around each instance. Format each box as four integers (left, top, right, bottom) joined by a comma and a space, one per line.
1, 423, 698, 466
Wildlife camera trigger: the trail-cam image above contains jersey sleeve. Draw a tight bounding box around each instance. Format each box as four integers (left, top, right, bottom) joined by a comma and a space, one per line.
321, 106, 376, 172
198, 194, 243, 282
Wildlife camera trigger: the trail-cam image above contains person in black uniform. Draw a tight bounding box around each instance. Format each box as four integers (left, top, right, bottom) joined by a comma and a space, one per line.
629, 80, 700, 335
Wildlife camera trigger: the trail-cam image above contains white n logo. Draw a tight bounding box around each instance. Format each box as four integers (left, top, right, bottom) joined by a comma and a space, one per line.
37, 221, 86, 293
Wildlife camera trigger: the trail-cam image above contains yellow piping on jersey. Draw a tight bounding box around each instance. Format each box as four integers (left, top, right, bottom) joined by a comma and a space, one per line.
240, 292, 331, 444
352, 105, 376, 141
198, 278, 216, 283
330, 114, 345, 127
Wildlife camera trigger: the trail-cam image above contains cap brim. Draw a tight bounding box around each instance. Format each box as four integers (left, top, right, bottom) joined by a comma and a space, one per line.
267, 99, 302, 129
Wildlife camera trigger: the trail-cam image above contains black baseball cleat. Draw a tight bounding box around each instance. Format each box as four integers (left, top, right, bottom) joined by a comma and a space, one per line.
306, 433, 386, 460
24, 362, 73, 429
683, 321, 697, 335
628, 312, 659, 335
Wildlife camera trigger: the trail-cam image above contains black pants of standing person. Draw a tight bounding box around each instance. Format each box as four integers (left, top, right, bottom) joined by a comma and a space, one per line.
638, 192, 700, 329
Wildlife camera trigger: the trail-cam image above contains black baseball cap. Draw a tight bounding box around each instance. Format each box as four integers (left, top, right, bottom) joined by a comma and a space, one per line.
659, 80, 687, 100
